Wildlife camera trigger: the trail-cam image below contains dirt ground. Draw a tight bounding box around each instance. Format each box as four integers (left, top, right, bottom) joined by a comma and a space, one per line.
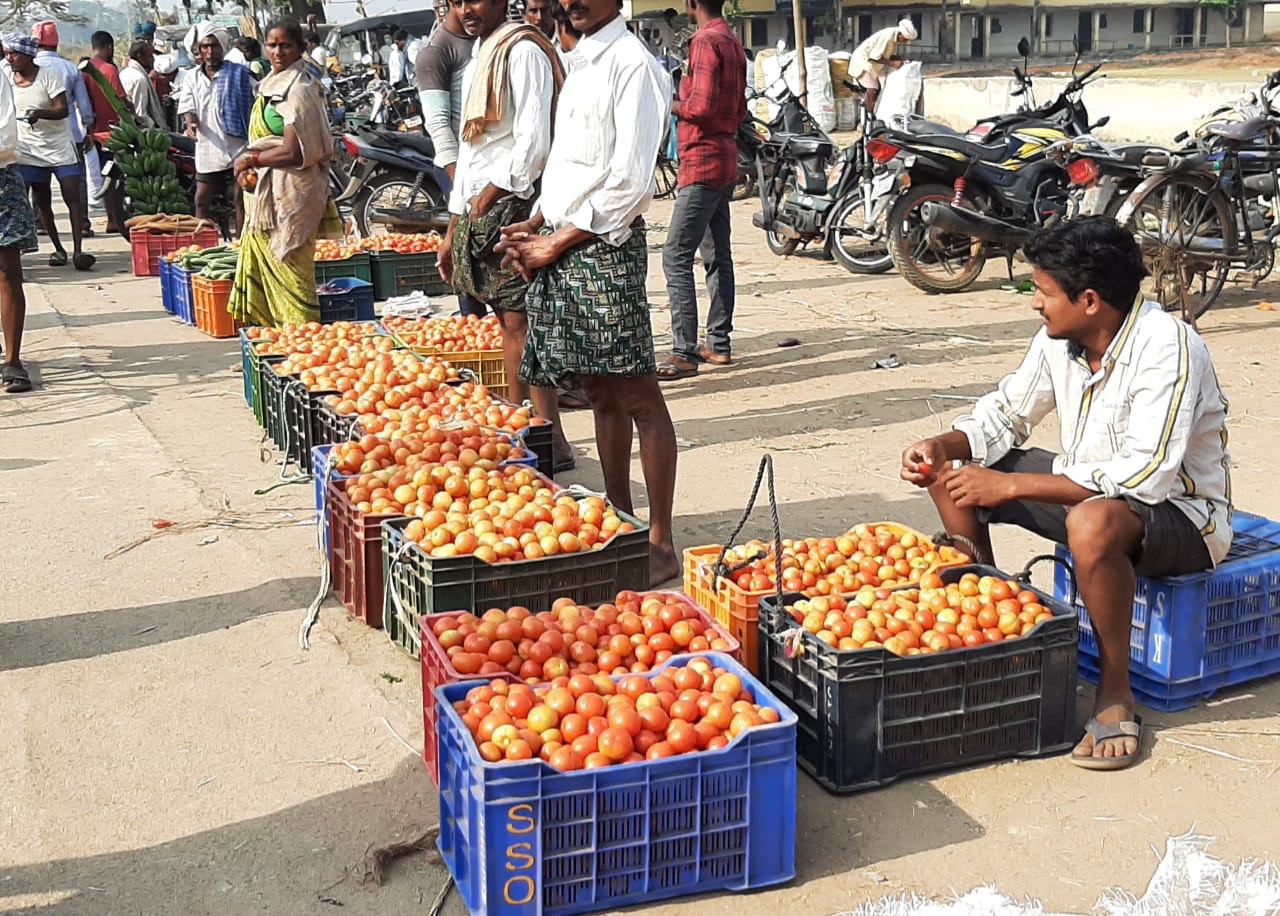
3, 198, 1280, 916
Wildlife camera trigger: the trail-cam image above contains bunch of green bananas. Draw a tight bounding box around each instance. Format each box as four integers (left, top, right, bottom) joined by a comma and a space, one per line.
104, 122, 191, 216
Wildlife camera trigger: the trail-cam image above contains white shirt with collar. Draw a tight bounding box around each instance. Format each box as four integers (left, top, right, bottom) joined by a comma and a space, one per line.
120, 59, 165, 129
34, 50, 91, 142
952, 299, 1233, 564
536, 14, 670, 245
176, 65, 240, 173
447, 35, 555, 217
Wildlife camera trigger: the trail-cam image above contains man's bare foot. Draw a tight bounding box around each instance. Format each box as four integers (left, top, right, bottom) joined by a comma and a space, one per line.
649, 540, 680, 587
1071, 697, 1142, 769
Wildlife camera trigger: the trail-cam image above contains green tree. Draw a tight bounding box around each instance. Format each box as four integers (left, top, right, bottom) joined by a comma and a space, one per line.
0, 0, 87, 27
1202, 0, 1245, 48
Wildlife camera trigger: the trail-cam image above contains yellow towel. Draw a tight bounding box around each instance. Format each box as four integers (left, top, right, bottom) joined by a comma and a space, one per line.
460, 21, 565, 143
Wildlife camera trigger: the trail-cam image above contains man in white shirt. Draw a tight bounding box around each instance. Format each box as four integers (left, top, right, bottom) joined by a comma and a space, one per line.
31, 22, 96, 233
437, 0, 573, 470
0, 51, 36, 392
388, 29, 411, 85
901, 216, 1232, 772
496, 0, 679, 585
850, 17, 916, 112
120, 41, 166, 129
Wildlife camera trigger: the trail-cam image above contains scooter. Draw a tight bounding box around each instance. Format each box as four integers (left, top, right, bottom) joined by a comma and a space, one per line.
335, 124, 450, 237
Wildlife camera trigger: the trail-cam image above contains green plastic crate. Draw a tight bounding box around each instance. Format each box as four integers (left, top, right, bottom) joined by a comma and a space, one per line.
315, 252, 373, 286
370, 250, 451, 300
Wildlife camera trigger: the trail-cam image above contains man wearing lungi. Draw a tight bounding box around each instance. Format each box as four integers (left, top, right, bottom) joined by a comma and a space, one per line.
496, 0, 680, 585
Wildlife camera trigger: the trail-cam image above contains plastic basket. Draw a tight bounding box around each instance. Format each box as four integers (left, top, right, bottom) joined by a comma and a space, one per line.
318, 277, 376, 324
130, 227, 220, 277
418, 591, 743, 785
280, 381, 337, 472
315, 252, 374, 285
1053, 510, 1280, 711
158, 258, 176, 314
381, 503, 651, 659
191, 275, 242, 339
238, 328, 256, 408
390, 332, 507, 389
261, 362, 298, 450
312, 398, 363, 449
683, 523, 966, 676
327, 481, 402, 629
370, 250, 451, 300
436, 652, 797, 916
518, 417, 553, 478
172, 265, 195, 325
758, 561, 1079, 793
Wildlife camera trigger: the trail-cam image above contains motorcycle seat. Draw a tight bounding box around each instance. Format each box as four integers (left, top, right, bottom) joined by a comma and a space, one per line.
168, 133, 195, 154
1111, 144, 1164, 165
1206, 116, 1272, 143
904, 117, 961, 137
1244, 172, 1279, 196
774, 132, 833, 158
889, 129, 1012, 163
369, 130, 436, 157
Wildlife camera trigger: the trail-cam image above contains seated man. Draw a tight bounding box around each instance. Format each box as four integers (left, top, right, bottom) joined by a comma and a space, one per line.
900, 216, 1232, 771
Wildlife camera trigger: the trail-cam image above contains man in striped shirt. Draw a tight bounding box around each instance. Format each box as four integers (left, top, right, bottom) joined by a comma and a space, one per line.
901, 216, 1231, 772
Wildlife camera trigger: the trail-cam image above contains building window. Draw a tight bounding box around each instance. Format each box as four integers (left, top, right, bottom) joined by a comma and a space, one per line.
911, 13, 923, 38
750, 18, 767, 47
1133, 9, 1145, 32
1044, 12, 1054, 36
1099, 13, 1108, 28
991, 17, 1002, 34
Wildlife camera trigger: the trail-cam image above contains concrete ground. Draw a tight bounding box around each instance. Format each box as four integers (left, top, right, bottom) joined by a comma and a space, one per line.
2, 198, 1279, 916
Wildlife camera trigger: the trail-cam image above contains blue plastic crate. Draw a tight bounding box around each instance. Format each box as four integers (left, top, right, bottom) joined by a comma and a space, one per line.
158, 258, 176, 314
172, 265, 195, 325
436, 652, 797, 916
1053, 511, 1280, 710
317, 277, 376, 324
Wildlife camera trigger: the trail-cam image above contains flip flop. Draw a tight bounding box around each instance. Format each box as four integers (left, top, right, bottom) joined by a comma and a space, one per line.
73, 253, 96, 271
2, 363, 33, 393
656, 357, 698, 382
48, 251, 68, 267
1070, 714, 1142, 770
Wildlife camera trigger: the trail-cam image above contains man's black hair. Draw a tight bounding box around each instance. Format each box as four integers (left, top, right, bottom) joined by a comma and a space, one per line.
235, 36, 262, 57
91, 31, 114, 50
1022, 216, 1148, 312
305, 31, 322, 45
394, 29, 408, 41
128, 39, 152, 62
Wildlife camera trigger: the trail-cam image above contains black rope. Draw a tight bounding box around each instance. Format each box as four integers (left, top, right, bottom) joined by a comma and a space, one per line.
1015, 553, 1078, 606
713, 454, 785, 610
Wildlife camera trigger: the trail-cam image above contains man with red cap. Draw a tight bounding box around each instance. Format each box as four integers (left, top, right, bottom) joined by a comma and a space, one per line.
32, 21, 98, 236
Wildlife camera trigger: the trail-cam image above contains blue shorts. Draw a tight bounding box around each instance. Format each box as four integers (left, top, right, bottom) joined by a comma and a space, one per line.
17, 162, 83, 184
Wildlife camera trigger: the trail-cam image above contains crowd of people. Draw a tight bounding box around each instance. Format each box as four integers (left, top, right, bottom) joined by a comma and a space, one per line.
0, 2, 1239, 774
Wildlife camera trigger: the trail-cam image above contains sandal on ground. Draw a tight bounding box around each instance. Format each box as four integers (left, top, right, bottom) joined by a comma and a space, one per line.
82, 227, 96, 238
3, 363, 33, 393
48, 251, 68, 267
557, 388, 590, 410
552, 454, 577, 474
1071, 714, 1142, 770
73, 253, 96, 271
656, 357, 698, 381
698, 345, 732, 366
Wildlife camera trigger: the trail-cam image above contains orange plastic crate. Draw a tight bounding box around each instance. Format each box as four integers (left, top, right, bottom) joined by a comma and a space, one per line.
682, 524, 969, 675
130, 227, 220, 277
191, 275, 243, 339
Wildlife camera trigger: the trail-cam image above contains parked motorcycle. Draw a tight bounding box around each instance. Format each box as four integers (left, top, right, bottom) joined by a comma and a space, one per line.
873, 45, 1108, 293
336, 124, 450, 237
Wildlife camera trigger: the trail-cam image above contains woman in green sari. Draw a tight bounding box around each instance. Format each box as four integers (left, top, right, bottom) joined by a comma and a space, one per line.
229, 18, 341, 327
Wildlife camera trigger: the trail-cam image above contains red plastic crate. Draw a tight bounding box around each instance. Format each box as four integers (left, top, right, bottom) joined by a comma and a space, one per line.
130, 228, 220, 277
417, 590, 742, 784
327, 480, 402, 629
191, 275, 243, 339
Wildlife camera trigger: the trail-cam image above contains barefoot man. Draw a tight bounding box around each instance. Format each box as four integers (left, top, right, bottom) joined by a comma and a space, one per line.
497, 0, 679, 585
901, 217, 1232, 770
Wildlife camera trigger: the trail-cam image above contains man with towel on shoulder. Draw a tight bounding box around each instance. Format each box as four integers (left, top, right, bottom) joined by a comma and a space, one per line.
850, 17, 916, 113
436, 0, 576, 472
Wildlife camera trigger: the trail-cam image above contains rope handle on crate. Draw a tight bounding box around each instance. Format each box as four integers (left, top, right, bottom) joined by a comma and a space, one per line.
931, 530, 982, 564
275, 378, 312, 485
1014, 553, 1078, 607
712, 453, 786, 614
299, 449, 343, 649
384, 528, 422, 649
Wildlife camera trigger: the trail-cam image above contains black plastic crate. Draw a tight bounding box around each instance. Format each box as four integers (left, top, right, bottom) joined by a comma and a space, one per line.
758, 563, 1078, 793
260, 362, 298, 450
521, 418, 554, 478
283, 382, 339, 473
380, 507, 650, 658
312, 398, 363, 448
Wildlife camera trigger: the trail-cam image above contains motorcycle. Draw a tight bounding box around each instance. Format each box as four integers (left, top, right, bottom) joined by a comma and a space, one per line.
335, 124, 450, 237
748, 75, 897, 273
873, 43, 1108, 293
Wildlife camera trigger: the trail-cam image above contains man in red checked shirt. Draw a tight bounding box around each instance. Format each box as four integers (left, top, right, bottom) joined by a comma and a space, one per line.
657, 0, 745, 382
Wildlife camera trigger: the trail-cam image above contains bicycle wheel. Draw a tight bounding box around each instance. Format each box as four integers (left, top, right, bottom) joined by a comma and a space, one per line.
1121, 175, 1235, 321
654, 156, 679, 200
829, 191, 893, 274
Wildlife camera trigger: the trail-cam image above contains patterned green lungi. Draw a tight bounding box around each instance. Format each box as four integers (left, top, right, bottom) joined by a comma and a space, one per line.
520, 221, 656, 390
452, 194, 534, 312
